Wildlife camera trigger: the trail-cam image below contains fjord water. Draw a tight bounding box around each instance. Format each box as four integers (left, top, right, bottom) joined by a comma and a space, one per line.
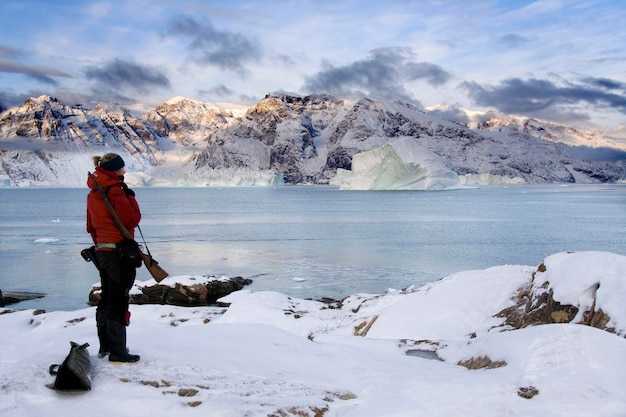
1, 185, 625, 311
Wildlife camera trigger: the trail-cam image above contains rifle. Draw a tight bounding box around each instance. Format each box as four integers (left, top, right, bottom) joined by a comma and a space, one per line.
88, 172, 169, 282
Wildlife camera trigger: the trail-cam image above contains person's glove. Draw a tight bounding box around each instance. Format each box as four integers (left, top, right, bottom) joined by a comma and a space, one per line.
121, 183, 135, 197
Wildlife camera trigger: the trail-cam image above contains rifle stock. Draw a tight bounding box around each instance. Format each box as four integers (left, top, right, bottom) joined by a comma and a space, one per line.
140, 251, 169, 282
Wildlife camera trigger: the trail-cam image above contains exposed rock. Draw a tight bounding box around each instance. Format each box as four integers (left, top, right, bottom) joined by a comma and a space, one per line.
457, 355, 507, 370
204, 277, 253, 303
88, 276, 252, 307
353, 315, 378, 336
177, 388, 199, 397
495, 257, 620, 336
517, 386, 539, 399
0, 290, 46, 307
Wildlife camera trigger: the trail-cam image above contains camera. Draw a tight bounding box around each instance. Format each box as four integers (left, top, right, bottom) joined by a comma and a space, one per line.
81, 246, 100, 270
81, 247, 94, 262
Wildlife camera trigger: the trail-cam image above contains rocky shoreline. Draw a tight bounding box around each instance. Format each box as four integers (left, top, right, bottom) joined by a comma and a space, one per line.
0, 290, 45, 307
88, 275, 253, 307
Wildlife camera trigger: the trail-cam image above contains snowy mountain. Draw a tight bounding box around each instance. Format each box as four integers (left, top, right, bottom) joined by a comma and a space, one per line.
0, 93, 624, 187
142, 97, 238, 147
0, 96, 163, 186
466, 109, 626, 151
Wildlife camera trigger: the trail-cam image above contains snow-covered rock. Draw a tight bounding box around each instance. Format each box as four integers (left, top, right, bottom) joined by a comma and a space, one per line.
499, 251, 626, 336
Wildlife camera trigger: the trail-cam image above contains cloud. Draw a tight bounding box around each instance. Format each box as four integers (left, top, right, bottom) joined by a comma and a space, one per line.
0, 44, 71, 86
426, 104, 470, 125
0, 44, 24, 59
199, 84, 235, 98
497, 34, 529, 49
84, 59, 171, 97
0, 59, 72, 86
164, 15, 261, 74
462, 77, 626, 119
565, 145, 626, 163
303, 47, 451, 104
0, 91, 33, 109
580, 76, 626, 91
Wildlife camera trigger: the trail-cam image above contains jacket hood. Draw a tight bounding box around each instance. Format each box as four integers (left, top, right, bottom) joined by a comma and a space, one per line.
87, 167, 121, 191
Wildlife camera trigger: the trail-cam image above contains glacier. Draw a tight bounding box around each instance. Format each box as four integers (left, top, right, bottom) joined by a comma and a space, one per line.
126, 167, 284, 187
330, 137, 462, 190
459, 173, 525, 186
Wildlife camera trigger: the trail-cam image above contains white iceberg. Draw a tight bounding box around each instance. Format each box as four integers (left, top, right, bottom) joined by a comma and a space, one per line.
330, 137, 461, 190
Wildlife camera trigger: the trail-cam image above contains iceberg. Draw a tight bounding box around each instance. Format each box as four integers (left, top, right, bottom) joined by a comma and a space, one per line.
330, 137, 461, 190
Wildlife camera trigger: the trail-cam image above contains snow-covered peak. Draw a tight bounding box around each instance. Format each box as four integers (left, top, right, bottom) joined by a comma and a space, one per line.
165, 96, 201, 105
24, 95, 59, 106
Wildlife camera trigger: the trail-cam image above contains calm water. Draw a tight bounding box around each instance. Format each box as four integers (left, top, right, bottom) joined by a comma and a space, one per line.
1, 184, 625, 311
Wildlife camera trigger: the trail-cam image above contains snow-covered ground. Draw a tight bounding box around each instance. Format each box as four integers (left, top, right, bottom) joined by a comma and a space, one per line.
1, 251, 624, 417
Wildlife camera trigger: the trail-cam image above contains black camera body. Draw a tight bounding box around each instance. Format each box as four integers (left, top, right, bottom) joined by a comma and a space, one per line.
81, 246, 100, 270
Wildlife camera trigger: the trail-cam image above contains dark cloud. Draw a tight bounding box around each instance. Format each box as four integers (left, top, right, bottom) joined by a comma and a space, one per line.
199, 84, 235, 98
566, 145, 626, 163
0, 91, 37, 109
197, 85, 259, 105
303, 47, 451, 105
164, 15, 260, 74
426, 104, 470, 125
462, 77, 626, 119
84, 59, 171, 96
580, 76, 626, 91
0, 59, 72, 85
0, 44, 24, 59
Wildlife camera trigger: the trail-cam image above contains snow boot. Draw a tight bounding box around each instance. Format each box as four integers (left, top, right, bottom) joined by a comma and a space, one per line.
107, 319, 140, 363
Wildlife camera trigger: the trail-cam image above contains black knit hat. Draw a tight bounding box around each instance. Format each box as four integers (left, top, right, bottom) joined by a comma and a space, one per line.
99, 155, 125, 172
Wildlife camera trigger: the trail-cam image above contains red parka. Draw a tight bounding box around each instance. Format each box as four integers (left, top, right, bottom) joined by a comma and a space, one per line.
86, 167, 141, 249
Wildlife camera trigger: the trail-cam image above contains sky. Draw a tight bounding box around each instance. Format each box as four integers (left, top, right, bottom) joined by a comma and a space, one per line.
0, 0, 625, 128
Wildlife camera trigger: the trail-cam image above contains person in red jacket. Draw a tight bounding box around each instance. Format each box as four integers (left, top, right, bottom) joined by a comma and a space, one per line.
87, 153, 141, 363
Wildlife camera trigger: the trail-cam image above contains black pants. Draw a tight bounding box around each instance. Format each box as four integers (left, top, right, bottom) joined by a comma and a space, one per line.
96, 250, 136, 325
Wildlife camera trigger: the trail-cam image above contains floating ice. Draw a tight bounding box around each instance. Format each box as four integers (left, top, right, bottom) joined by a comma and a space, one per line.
330, 137, 461, 190
33, 237, 59, 243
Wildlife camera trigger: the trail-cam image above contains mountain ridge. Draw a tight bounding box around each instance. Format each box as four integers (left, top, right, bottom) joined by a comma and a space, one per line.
0, 93, 624, 187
